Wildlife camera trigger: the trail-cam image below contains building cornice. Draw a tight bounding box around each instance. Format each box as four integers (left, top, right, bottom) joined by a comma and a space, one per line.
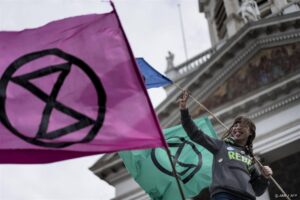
254, 119, 300, 156
158, 12, 300, 127
89, 154, 125, 185
213, 85, 300, 134
112, 188, 148, 200
214, 73, 300, 125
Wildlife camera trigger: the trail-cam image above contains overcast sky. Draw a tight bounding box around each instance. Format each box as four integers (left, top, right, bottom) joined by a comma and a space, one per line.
0, 0, 210, 199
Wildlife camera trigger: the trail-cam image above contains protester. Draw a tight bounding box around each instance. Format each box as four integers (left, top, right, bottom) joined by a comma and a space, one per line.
178, 90, 273, 200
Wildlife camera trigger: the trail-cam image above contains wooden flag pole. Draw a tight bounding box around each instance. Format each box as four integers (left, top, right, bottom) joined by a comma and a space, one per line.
173, 82, 291, 200
177, 3, 189, 62
253, 157, 291, 200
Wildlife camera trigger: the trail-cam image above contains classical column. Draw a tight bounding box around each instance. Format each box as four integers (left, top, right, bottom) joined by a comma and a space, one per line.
207, 12, 219, 46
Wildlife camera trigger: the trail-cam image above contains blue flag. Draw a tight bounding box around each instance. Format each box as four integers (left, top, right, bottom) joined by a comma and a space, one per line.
136, 58, 173, 88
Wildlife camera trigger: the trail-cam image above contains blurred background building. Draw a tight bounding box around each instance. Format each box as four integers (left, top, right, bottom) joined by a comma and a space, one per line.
90, 0, 300, 199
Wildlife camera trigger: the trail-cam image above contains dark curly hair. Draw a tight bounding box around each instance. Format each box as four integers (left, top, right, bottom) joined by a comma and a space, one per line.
222, 116, 256, 156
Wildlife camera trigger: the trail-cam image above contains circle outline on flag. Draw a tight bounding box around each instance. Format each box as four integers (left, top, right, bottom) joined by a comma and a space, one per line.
151, 136, 203, 184
0, 48, 106, 148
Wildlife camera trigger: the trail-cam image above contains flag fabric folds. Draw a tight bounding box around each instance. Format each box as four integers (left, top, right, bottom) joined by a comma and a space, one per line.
136, 58, 172, 89
0, 11, 166, 164
119, 116, 217, 200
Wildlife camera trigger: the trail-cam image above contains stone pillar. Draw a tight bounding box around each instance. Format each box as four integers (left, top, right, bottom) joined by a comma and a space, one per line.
223, 0, 244, 37
270, 0, 288, 14
206, 12, 219, 46
200, 0, 219, 48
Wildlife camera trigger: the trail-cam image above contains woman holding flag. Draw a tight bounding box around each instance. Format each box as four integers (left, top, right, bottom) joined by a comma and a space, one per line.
178, 90, 273, 200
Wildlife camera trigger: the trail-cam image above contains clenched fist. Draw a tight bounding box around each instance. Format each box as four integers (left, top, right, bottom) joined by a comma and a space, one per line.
178, 90, 189, 110
261, 165, 273, 178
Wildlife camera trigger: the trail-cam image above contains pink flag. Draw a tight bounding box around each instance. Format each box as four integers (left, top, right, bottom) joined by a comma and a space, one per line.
0, 10, 166, 164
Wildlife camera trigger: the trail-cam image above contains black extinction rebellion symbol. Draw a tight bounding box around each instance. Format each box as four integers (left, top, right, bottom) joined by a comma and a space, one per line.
0, 48, 106, 148
151, 137, 202, 183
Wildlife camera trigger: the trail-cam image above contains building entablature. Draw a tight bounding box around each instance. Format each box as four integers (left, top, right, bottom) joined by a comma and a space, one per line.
158, 12, 300, 128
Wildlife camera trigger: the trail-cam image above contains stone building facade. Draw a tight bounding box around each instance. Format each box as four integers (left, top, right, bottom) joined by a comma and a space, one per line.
90, 1, 300, 199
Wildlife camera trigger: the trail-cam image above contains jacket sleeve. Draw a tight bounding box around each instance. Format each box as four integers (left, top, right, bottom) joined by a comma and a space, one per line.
249, 164, 270, 196
180, 109, 223, 154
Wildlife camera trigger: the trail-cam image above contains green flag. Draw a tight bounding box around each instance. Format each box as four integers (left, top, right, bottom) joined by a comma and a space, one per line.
119, 116, 217, 200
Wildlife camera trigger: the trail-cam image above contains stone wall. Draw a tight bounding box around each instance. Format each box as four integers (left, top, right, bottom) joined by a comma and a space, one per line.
268, 151, 300, 200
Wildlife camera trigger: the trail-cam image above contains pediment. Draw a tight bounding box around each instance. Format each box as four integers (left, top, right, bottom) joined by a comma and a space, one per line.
157, 13, 300, 128
190, 42, 300, 118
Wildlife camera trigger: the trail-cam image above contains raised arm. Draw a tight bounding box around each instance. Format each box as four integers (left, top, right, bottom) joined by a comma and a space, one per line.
178, 91, 222, 154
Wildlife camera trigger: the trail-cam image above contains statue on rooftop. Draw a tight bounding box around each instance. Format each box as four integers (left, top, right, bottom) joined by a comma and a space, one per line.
166, 51, 175, 71
238, 0, 261, 23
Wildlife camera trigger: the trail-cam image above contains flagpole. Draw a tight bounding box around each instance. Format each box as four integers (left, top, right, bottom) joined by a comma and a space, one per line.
252, 157, 291, 200
177, 3, 189, 62
165, 147, 186, 200
110, 1, 186, 199
173, 82, 291, 200
173, 82, 227, 128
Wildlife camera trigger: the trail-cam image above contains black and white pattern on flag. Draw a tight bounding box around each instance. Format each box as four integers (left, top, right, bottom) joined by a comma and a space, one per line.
0, 48, 106, 148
